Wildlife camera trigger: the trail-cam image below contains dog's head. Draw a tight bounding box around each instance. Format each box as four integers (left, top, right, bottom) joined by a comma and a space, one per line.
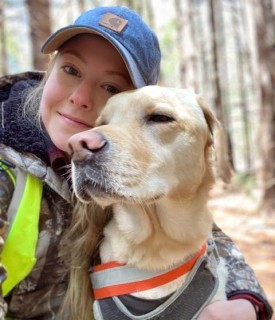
69, 86, 231, 207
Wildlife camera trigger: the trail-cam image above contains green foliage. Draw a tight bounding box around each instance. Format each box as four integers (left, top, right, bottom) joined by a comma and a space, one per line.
232, 172, 256, 193
5, 28, 25, 73
158, 18, 179, 85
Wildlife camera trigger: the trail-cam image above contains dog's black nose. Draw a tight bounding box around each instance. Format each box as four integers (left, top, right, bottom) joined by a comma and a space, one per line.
68, 130, 108, 160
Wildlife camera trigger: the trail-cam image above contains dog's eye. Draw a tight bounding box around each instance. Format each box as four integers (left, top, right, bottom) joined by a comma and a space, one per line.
147, 114, 175, 123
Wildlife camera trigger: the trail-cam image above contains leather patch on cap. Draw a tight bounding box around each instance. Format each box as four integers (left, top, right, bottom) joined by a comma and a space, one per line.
99, 13, 128, 33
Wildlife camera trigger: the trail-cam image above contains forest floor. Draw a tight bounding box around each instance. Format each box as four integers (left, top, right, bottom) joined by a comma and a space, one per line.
209, 181, 275, 319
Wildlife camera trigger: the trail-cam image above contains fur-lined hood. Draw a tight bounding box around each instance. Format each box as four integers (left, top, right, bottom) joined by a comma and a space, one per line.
0, 71, 50, 164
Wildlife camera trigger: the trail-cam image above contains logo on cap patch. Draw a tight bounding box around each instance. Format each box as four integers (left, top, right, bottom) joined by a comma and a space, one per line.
99, 13, 128, 33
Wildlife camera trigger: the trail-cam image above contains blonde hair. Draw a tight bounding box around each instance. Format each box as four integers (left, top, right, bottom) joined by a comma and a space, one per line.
60, 200, 112, 320
22, 53, 57, 126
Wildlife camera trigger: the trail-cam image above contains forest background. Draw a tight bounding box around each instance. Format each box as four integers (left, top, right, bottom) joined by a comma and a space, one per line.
1, 0, 275, 315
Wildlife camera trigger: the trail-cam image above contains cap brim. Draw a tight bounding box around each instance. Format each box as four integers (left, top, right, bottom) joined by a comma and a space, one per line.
41, 26, 145, 88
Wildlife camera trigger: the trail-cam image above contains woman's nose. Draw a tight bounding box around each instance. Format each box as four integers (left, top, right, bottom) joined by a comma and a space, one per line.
69, 82, 94, 110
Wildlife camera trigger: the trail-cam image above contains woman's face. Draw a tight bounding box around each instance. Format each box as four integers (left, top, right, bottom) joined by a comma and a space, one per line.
40, 34, 134, 153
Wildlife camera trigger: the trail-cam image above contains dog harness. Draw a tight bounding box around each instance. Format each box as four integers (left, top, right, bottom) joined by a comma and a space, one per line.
0, 158, 43, 296
91, 239, 220, 320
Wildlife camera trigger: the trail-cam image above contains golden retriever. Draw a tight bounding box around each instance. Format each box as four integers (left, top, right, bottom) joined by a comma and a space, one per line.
68, 86, 231, 319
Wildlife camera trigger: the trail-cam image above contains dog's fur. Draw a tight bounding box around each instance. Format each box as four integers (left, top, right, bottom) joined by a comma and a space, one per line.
69, 86, 231, 305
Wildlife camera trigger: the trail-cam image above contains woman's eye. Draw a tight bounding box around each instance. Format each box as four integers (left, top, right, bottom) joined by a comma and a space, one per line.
103, 84, 120, 95
63, 66, 80, 77
147, 114, 175, 123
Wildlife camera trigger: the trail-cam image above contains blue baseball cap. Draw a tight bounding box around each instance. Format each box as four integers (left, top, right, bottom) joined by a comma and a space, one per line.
41, 6, 161, 88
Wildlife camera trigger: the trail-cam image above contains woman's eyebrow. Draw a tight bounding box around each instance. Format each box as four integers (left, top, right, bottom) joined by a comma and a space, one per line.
105, 70, 132, 85
59, 50, 86, 63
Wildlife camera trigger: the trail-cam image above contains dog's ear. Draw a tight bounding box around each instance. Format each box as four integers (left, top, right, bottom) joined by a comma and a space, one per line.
196, 95, 232, 184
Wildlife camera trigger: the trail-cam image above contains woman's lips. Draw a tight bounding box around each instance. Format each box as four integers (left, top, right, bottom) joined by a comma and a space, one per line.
59, 112, 92, 128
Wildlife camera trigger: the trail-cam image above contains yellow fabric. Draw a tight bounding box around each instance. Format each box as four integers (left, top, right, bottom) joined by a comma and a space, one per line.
6, 169, 16, 186
2, 173, 43, 297
0, 160, 15, 185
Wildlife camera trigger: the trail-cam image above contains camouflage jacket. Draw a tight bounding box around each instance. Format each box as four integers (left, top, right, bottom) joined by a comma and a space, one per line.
0, 145, 72, 319
0, 72, 73, 319
0, 72, 273, 319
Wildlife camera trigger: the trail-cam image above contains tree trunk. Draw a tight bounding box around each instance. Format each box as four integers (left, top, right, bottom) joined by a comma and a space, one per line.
145, 0, 155, 30
77, 0, 85, 13
189, 1, 199, 92
26, 0, 51, 71
197, 2, 211, 95
174, 0, 185, 87
174, 0, 197, 89
0, 0, 7, 76
255, 0, 275, 216
231, 1, 252, 174
209, 0, 233, 169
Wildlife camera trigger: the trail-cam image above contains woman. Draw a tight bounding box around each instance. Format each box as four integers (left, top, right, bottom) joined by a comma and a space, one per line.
0, 5, 272, 320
